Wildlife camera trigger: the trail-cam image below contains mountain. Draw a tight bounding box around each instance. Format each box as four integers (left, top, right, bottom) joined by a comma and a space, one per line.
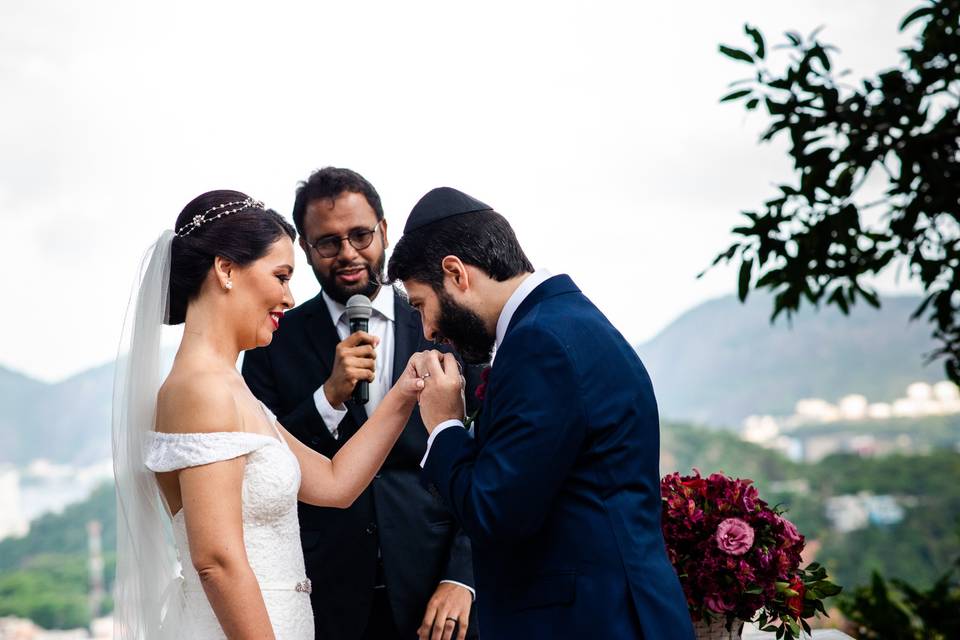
0, 362, 115, 466
636, 293, 941, 428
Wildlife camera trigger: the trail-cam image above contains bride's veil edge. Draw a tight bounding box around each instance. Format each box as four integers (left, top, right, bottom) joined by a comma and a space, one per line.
111, 229, 192, 639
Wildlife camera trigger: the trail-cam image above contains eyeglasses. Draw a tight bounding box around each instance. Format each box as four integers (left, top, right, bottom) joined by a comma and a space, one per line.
308, 223, 381, 258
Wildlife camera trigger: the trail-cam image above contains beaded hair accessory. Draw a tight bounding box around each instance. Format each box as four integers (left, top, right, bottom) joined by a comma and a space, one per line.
175, 197, 265, 237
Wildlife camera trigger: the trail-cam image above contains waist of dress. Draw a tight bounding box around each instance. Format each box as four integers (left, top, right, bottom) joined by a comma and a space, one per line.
184, 578, 312, 595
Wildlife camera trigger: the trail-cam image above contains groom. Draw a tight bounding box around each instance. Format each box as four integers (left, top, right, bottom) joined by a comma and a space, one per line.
388, 188, 695, 639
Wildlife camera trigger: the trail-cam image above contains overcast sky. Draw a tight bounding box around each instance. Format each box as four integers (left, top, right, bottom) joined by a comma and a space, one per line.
1, 0, 920, 382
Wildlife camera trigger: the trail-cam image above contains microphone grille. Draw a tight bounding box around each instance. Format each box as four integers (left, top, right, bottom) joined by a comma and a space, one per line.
345, 294, 373, 320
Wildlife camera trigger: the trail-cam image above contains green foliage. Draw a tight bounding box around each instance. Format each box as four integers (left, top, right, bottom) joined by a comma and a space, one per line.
662, 421, 802, 487
709, 0, 960, 383
817, 501, 960, 590
0, 484, 115, 629
840, 561, 960, 640
0, 555, 93, 629
0, 483, 115, 572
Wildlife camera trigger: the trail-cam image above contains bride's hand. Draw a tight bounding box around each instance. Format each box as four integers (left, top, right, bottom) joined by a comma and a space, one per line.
394, 351, 432, 402
410, 350, 466, 432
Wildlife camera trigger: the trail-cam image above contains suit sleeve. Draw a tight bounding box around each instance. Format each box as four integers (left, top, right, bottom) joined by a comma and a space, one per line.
440, 526, 475, 589
422, 326, 586, 546
241, 346, 339, 454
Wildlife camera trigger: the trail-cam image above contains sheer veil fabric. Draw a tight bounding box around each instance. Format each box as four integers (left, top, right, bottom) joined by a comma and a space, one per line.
112, 230, 193, 639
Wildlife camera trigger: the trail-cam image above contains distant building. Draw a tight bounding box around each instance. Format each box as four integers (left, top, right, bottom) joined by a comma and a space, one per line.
0, 467, 29, 541
825, 492, 905, 532
740, 380, 960, 461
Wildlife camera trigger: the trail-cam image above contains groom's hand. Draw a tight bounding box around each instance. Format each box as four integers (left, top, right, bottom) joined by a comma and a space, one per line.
415, 351, 465, 433
418, 582, 472, 640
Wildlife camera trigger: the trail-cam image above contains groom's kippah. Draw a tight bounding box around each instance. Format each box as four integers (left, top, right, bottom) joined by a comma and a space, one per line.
403, 187, 493, 233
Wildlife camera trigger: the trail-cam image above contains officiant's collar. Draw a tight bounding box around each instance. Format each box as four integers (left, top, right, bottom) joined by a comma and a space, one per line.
322, 285, 396, 326
492, 268, 552, 362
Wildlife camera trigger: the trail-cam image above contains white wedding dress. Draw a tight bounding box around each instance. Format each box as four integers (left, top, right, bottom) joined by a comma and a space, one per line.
143, 403, 314, 639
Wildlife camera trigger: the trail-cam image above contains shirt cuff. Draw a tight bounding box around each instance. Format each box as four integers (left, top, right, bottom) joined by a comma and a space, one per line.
419, 420, 464, 467
313, 385, 348, 440
439, 579, 476, 601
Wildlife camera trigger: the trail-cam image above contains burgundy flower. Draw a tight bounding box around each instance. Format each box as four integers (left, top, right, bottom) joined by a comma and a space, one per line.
715, 518, 755, 556
779, 516, 803, 547
474, 366, 491, 402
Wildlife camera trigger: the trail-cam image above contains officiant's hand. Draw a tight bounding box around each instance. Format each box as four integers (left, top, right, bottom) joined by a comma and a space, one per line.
414, 350, 465, 433
323, 332, 379, 407
418, 581, 472, 640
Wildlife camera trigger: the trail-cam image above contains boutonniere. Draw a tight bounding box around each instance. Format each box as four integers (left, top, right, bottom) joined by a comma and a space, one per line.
463, 366, 491, 430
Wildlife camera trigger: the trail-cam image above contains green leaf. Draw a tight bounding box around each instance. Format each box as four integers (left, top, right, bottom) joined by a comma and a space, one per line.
746, 97, 760, 110
811, 45, 832, 71
785, 31, 801, 46
721, 88, 752, 102
719, 44, 754, 64
739, 259, 753, 301
899, 6, 934, 31
859, 286, 880, 308
745, 24, 766, 59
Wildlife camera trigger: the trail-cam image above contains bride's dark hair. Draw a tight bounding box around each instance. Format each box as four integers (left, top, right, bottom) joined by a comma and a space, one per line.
167, 190, 296, 325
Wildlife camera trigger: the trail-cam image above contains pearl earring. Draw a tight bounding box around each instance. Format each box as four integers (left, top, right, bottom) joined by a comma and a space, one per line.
225, 280, 233, 290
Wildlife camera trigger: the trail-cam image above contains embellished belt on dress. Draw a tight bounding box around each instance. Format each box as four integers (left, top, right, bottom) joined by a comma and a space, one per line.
184, 578, 312, 594
262, 579, 312, 594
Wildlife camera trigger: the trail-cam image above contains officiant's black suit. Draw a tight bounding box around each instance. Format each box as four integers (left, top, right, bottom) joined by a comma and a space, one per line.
242, 290, 479, 640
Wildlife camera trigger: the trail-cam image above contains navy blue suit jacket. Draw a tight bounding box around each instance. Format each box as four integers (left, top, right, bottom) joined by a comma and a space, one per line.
422, 275, 694, 639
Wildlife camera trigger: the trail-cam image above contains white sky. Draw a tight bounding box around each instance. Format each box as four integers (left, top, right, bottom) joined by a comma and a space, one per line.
0, 0, 921, 382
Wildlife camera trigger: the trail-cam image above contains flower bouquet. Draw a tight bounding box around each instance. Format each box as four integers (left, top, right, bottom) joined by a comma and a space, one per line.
661, 470, 842, 639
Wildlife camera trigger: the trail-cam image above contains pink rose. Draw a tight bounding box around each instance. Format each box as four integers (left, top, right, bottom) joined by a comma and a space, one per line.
715, 517, 755, 556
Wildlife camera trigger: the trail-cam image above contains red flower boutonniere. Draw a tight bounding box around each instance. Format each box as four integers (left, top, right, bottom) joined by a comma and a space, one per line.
464, 366, 491, 430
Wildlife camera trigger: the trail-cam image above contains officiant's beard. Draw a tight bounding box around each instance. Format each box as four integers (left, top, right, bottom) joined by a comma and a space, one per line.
312, 254, 385, 305
435, 290, 495, 365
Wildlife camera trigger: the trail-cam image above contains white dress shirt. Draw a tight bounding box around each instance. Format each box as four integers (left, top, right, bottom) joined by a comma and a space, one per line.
313, 287, 395, 439
420, 269, 553, 466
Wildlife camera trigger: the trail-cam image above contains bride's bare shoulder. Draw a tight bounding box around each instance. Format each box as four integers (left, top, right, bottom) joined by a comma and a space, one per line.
156, 368, 240, 435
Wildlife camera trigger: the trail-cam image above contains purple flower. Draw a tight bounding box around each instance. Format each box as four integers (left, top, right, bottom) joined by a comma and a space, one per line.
715, 517, 755, 556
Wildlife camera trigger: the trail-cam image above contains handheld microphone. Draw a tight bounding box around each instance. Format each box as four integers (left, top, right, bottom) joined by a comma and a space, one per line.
345, 294, 373, 405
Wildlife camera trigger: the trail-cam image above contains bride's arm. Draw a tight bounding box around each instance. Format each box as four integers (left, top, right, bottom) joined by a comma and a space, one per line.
160, 378, 276, 640
276, 354, 429, 508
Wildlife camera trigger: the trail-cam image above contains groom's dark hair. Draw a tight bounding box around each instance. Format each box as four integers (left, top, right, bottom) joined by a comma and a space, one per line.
387, 210, 533, 290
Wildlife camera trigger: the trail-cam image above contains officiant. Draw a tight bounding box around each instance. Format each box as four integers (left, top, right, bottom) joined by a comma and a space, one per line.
243, 167, 480, 640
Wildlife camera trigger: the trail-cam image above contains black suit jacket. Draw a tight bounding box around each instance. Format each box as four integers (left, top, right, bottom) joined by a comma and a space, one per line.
242, 290, 479, 640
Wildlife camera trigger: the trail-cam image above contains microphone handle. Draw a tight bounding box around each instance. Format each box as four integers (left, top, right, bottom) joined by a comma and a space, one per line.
350, 318, 370, 405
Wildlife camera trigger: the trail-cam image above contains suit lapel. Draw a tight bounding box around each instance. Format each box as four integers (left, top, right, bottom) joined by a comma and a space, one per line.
304, 294, 340, 377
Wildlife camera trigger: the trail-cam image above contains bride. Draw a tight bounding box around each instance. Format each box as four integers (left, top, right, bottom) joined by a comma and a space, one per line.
112, 190, 441, 639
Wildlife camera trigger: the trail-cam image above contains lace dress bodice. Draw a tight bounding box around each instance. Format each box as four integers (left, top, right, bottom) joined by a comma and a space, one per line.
144, 405, 313, 639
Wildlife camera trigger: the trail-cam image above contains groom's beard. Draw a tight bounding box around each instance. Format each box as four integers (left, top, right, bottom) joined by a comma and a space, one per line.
435, 290, 495, 365
312, 253, 385, 305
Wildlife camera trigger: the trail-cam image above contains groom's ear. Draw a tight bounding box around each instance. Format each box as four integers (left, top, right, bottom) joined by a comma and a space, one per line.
441, 256, 469, 293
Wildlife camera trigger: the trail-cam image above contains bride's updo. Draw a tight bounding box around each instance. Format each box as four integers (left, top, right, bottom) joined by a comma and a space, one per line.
168, 189, 296, 325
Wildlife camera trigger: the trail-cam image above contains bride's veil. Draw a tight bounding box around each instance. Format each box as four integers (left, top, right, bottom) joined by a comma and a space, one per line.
112, 229, 192, 639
